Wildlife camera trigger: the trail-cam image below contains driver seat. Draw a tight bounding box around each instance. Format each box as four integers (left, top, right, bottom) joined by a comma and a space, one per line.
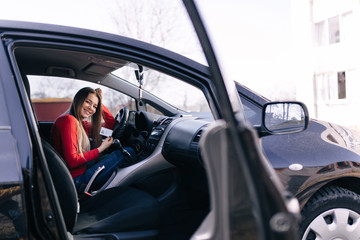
42, 139, 160, 239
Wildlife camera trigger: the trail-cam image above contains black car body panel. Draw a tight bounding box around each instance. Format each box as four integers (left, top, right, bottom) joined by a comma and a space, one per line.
236, 82, 360, 208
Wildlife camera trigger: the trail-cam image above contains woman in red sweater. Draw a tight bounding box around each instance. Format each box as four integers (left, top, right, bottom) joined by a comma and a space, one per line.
51, 87, 135, 194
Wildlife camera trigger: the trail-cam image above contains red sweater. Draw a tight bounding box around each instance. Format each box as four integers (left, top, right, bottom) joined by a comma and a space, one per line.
51, 106, 116, 178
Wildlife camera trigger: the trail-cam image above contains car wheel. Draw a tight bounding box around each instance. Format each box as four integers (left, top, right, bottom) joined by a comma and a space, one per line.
300, 186, 360, 240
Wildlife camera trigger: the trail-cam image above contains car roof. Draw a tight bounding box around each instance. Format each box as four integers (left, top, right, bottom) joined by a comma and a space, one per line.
1, 20, 210, 83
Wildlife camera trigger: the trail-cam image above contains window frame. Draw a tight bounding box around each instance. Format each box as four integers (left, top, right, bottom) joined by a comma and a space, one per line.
314, 11, 353, 47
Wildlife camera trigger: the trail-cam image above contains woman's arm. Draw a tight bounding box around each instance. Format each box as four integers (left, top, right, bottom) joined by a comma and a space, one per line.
102, 105, 116, 129
56, 115, 99, 169
95, 88, 116, 129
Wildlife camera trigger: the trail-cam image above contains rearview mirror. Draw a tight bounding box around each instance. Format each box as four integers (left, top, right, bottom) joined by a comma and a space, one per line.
261, 101, 309, 136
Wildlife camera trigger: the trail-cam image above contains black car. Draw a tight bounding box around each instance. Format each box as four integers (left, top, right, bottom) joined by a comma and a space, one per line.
237, 83, 360, 239
0, 2, 304, 240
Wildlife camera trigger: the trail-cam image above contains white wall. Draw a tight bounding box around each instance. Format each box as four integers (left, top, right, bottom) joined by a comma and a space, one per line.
293, 0, 360, 129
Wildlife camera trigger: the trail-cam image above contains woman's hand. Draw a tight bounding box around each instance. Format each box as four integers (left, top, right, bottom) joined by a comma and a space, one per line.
97, 137, 113, 153
95, 88, 103, 100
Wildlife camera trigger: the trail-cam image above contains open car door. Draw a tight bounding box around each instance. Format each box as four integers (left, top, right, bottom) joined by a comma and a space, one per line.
183, 1, 300, 239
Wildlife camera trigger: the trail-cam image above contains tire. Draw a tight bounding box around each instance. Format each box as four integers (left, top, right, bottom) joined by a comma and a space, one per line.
300, 186, 360, 240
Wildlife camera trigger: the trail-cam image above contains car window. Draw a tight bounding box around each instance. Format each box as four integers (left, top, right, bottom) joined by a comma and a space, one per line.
112, 65, 210, 113
28, 75, 136, 121
239, 95, 262, 126
145, 103, 165, 116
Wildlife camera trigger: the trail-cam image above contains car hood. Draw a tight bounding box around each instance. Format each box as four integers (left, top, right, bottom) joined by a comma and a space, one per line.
261, 118, 360, 169
318, 120, 360, 154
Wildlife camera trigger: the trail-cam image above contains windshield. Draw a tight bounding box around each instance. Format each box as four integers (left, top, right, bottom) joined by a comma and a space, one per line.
112, 64, 210, 113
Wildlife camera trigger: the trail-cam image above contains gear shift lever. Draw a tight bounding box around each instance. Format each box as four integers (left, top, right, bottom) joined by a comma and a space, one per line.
113, 139, 136, 165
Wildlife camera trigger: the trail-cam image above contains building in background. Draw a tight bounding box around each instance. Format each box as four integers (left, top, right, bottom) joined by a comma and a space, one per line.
293, 0, 360, 129
32, 98, 72, 121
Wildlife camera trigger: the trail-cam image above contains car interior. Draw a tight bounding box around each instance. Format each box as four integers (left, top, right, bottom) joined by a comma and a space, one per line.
13, 43, 212, 239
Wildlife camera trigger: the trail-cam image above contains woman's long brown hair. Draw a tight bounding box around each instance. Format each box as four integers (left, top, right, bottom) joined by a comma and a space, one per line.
69, 87, 103, 151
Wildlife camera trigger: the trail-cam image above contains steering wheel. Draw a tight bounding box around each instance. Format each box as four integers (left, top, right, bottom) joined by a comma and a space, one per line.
112, 107, 129, 140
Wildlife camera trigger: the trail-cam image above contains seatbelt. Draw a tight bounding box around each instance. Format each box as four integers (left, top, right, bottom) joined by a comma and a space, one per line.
84, 165, 105, 196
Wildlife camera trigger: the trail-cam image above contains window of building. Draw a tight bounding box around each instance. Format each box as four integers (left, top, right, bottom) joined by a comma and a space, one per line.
315, 21, 326, 46
338, 71, 346, 99
314, 12, 352, 46
342, 12, 353, 43
315, 71, 346, 103
328, 16, 340, 44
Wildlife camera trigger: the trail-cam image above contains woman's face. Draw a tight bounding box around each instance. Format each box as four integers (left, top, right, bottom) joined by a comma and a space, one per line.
80, 93, 99, 119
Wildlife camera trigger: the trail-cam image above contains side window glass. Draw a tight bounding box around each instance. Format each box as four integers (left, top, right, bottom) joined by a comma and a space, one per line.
145, 103, 165, 116
28, 75, 136, 121
239, 95, 262, 126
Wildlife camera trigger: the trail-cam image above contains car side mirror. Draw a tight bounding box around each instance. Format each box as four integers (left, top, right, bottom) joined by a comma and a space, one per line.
258, 101, 309, 137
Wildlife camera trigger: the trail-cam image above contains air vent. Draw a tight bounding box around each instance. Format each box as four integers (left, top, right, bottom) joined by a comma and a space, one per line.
160, 118, 173, 126
193, 130, 203, 142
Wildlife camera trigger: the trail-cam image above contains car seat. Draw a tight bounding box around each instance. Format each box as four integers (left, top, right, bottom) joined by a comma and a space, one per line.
42, 139, 160, 239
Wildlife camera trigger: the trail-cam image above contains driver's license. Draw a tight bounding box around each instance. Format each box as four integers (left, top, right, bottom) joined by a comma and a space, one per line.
100, 127, 113, 137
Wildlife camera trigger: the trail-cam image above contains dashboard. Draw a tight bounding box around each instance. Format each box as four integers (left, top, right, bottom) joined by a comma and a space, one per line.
103, 110, 210, 189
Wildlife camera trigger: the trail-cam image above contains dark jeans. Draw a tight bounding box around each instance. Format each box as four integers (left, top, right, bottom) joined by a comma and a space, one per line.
73, 147, 135, 194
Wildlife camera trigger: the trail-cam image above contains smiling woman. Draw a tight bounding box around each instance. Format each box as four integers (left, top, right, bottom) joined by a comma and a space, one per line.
79, 89, 99, 120
50, 87, 137, 195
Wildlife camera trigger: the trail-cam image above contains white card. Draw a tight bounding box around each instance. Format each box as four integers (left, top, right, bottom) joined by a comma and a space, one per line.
100, 127, 113, 137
